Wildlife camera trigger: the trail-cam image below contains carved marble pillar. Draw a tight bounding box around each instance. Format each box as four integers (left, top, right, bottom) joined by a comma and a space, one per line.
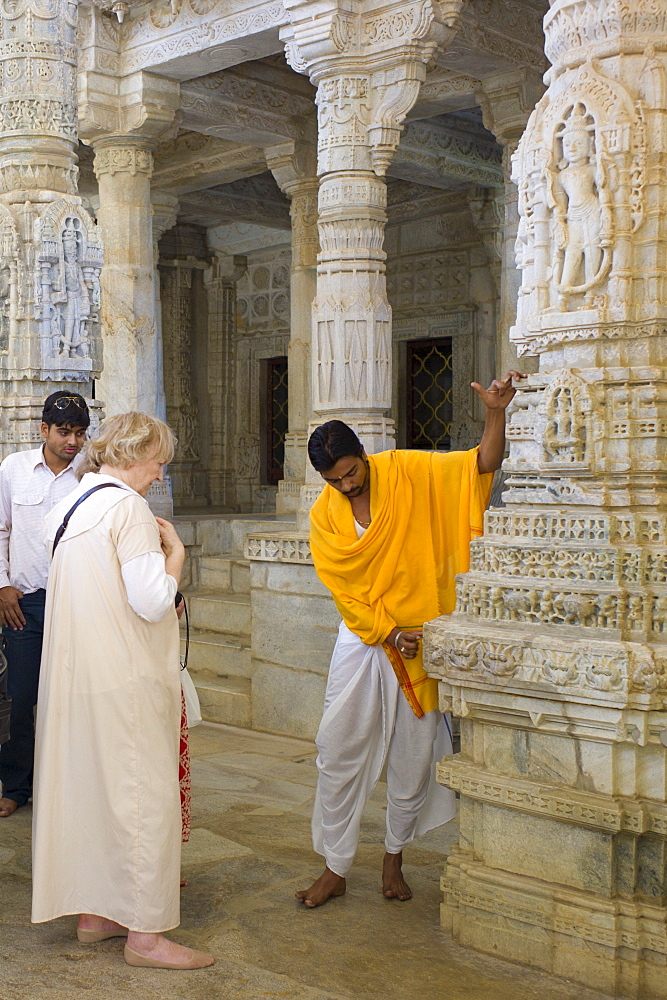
151, 190, 179, 422
426, 6, 667, 997
282, 0, 463, 470
159, 225, 208, 508
92, 138, 163, 415
478, 70, 544, 377
267, 143, 318, 515
203, 252, 246, 508
0, 0, 103, 452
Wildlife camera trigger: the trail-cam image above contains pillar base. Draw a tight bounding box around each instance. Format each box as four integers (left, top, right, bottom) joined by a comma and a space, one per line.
442, 850, 667, 1000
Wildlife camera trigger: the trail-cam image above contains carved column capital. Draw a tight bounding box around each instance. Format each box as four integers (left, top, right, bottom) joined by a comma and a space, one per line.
477, 69, 545, 151
79, 70, 180, 148
282, 0, 464, 176
92, 137, 155, 179
266, 142, 319, 271
204, 252, 248, 287
151, 190, 179, 244
265, 141, 318, 197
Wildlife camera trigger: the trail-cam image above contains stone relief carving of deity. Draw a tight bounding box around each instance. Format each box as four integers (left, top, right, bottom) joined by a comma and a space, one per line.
0, 265, 10, 351
541, 373, 591, 467
546, 104, 613, 301
51, 221, 92, 358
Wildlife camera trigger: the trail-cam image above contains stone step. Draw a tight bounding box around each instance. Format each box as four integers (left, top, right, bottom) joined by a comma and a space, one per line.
194, 675, 251, 729
199, 556, 250, 594
186, 590, 251, 635
181, 627, 251, 679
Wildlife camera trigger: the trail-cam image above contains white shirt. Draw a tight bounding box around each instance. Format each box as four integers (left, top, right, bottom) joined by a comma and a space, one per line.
0, 447, 83, 594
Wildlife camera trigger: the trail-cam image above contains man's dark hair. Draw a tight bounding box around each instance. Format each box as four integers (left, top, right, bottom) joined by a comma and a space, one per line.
308, 420, 363, 472
42, 391, 90, 429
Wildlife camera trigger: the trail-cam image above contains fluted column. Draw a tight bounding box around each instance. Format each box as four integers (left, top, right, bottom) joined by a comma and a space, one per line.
0, 0, 102, 452
267, 142, 318, 514
426, 5, 667, 996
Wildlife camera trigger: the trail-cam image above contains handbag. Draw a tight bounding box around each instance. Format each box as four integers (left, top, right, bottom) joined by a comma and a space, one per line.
179, 597, 201, 728
0, 641, 10, 745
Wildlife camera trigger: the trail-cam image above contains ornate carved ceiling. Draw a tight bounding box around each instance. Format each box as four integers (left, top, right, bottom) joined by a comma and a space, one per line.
78, 0, 547, 249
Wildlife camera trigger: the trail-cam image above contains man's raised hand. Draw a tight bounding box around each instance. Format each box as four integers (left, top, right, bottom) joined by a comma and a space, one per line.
471, 370, 527, 410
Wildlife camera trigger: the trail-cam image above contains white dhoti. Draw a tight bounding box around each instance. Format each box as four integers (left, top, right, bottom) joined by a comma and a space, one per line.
312, 622, 456, 877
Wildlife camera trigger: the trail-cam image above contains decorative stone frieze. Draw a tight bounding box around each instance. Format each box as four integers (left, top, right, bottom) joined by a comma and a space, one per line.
152, 134, 267, 194
425, 3, 667, 995
0, 0, 103, 454
120, 0, 288, 78
180, 68, 316, 148
244, 531, 313, 565
393, 117, 503, 188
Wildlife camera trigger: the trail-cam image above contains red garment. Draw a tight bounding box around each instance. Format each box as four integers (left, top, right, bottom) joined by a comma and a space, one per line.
179, 689, 191, 843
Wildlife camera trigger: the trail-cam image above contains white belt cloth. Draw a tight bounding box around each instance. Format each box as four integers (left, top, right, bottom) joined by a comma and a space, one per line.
312, 622, 456, 877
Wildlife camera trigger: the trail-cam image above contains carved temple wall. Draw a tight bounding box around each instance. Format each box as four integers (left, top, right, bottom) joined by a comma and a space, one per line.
234, 245, 291, 512
423, 2, 667, 996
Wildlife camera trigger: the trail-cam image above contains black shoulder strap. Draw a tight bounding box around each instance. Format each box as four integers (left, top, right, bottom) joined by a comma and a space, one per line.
52, 483, 128, 556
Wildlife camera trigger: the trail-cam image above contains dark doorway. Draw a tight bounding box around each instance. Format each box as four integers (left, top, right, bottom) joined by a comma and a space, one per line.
262, 356, 288, 483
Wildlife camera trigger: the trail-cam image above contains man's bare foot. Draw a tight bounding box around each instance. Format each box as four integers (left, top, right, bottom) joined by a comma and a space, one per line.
295, 867, 346, 908
382, 851, 412, 900
0, 797, 18, 817
126, 930, 213, 967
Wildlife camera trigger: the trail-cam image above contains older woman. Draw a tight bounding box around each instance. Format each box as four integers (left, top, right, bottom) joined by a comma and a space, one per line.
31, 412, 213, 971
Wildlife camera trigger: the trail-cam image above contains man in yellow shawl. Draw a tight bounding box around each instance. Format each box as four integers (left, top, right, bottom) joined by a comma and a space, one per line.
296, 370, 524, 908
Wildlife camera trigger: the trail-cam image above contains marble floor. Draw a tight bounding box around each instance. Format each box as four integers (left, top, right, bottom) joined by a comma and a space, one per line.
1, 722, 614, 1000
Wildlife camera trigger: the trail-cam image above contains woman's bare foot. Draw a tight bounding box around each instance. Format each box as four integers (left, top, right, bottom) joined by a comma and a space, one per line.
0, 797, 18, 817
78, 914, 126, 934
295, 867, 346, 908
126, 931, 213, 967
382, 851, 412, 900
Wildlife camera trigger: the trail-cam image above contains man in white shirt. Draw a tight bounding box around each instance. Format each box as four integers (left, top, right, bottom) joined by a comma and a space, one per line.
0, 391, 89, 817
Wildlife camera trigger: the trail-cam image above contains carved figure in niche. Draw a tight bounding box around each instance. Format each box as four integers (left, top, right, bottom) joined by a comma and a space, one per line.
176, 405, 198, 461
544, 385, 587, 464
547, 104, 612, 300
52, 222, 91, 358
0, 265, 9, 351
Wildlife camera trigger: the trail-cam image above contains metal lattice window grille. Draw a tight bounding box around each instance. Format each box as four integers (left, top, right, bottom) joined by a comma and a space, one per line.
406, 338, 453, 450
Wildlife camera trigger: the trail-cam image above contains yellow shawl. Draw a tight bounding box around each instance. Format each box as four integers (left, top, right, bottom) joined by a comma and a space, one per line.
309, 447, 493, 717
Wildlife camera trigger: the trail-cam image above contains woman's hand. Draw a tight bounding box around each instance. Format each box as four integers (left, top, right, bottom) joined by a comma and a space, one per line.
156, 517, 185, 559
386, 627, 422, 660
156, 517, 185, 588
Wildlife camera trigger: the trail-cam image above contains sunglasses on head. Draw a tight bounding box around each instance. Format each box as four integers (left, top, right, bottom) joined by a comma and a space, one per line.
53, 396, 86, 410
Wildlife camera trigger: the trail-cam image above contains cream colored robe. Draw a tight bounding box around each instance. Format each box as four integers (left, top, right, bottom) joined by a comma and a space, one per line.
31, 476, 181, 933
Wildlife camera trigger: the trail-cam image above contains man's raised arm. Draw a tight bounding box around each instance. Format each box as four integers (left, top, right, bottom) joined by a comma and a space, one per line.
471, 370, 527, 474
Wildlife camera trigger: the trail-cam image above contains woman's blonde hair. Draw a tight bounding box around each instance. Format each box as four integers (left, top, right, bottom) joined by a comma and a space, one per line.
80, 412, 176, 475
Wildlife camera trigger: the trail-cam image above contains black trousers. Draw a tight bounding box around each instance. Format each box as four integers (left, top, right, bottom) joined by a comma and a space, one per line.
0, 589, 46, 807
